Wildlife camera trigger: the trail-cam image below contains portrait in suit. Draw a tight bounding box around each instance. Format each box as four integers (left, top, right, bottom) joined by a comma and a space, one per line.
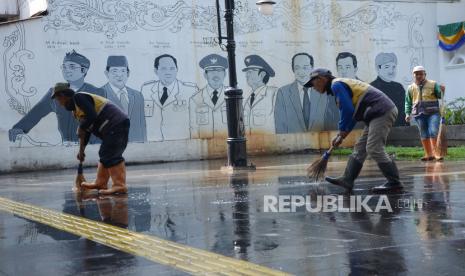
370, 53, 407, 126
8, 50, 104, 144
189, 54, 228, 139
242, 55, 278, 135
141, 54, 197, 141
336, 52, 360, 80
101, 56, 147, 142
274, 53, 339, 133
335, 51, 364, 130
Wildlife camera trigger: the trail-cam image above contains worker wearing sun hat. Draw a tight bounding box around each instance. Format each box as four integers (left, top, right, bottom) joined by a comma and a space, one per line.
405, 65, 445, 161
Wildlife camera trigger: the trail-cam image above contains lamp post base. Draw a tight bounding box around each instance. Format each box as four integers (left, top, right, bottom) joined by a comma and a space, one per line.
220, 164, 256, 174
221, 137, 256, 173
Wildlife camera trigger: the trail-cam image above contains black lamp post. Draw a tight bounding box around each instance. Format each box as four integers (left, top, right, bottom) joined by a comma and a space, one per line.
216, 0, 275, 170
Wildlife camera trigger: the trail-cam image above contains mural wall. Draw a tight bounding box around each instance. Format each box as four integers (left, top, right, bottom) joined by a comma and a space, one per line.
0, 0, 441, 170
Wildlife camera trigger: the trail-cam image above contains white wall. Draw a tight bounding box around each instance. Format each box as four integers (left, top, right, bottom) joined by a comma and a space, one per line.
0, 0, 445, 172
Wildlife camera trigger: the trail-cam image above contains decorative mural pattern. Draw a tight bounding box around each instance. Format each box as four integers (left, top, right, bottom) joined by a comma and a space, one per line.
44, 0, 217, 38
403, 13, 425, 84
44, 1, 407, 37
3, 22, 37, 115
42, 0, 426, 77
278, 2, 403, 34
1, 0, 433, 149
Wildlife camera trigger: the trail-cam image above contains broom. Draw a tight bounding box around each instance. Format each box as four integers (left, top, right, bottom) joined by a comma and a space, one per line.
74, 133, 90, 192
436, 90, 447, 160
307, 136, 342, 181
74, 162, 86, 192
307, 147, 335, 181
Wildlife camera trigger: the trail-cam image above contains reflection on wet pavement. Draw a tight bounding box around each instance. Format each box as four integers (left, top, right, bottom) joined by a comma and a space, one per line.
1, 154, 465, 275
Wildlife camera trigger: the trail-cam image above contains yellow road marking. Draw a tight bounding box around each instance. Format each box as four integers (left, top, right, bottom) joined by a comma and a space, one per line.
0, 196, 290, 276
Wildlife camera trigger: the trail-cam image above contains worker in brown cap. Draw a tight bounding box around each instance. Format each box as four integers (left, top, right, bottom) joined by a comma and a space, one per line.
52, 82, 130, 195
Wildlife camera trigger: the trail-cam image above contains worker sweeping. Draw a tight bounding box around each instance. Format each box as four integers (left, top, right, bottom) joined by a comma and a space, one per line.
52, 83, 130, 195
405, 66, 445, 161
304, 68, 403, 193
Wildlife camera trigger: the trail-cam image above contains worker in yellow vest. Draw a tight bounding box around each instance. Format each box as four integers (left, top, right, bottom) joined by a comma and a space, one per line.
405, 66, 445, 161
51, 83, 130, 195
305, 68, 402, 193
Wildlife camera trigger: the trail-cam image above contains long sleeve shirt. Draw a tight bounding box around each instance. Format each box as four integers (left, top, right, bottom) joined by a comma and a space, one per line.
331, 81, 358, 132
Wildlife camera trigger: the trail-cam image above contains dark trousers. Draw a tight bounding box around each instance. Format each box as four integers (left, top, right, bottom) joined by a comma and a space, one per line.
99, 119, 130, 168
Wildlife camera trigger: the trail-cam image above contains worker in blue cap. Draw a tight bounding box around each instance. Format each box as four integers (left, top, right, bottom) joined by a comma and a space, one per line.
242, 54, 278, 135
189, 53, 229, 139
306, 68, 403, 193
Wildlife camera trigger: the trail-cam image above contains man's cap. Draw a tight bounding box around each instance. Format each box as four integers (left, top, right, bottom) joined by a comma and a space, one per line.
412, 65, 426, 73
107, 55, 128, 68
199, 54, 228, 70
375, 52, 397, 67
242, 55, 275, 77
51, 82, 72, 99
303, 68, 333, 87
63, 50, 90, 68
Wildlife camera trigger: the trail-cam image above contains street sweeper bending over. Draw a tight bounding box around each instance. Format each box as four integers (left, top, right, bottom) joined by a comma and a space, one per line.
304, 68, 403, 193
52, 83, 130, 195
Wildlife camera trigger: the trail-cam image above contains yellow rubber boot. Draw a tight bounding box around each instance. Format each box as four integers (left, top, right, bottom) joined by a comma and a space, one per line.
420, 139, 434, 161
99, 162, 128, 195
81, 162, 110, 190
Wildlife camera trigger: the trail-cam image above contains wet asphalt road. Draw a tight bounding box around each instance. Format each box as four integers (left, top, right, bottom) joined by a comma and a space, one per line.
1, 154, 464, 275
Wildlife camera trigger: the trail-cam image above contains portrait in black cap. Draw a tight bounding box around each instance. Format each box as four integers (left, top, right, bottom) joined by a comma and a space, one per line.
241, 54, 278, 135
9, 50, 104, 145
62, 50, 90, 79
242, 54, 275, 87
199, 53, 228, 91
189, 54, 229, 139
199, 54, 228, 72
101, 55, 147, 142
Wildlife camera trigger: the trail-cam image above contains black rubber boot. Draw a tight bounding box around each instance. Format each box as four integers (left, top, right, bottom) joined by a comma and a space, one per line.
372, 161, 403, 193
325, 156, 363, 192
